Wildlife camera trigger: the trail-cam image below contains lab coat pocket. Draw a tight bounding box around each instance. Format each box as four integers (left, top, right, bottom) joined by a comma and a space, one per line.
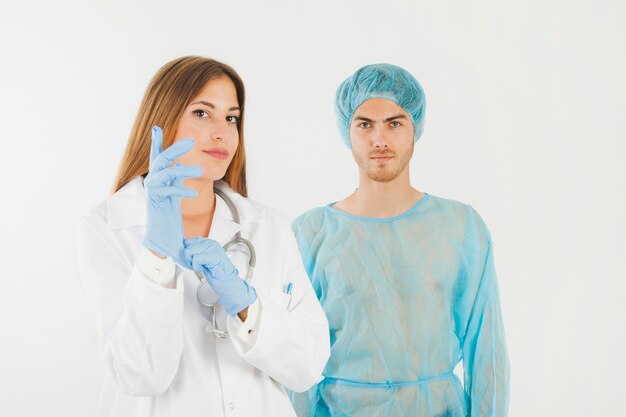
270, 292, 292, 311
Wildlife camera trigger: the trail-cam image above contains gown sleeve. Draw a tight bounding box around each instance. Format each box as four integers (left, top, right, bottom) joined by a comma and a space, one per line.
77, 212, 185, 396
461, 224, 510, 416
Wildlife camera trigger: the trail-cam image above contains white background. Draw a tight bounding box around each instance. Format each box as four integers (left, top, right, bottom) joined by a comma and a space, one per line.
1, 0, 625, 416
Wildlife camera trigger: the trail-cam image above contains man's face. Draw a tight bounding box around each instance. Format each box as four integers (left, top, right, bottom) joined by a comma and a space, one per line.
349, 98, 415, 183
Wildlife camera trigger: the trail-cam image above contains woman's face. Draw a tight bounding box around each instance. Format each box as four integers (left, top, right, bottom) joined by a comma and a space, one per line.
172, 76, 240, 181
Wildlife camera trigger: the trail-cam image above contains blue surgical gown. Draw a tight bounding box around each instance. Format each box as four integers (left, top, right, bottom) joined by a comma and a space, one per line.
290, 194, 509, 417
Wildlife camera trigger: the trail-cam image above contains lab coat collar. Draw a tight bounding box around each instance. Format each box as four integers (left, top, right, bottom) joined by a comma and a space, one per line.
107, 176, 263, 244
209, 180, 263, 246
107, 177, 147, 230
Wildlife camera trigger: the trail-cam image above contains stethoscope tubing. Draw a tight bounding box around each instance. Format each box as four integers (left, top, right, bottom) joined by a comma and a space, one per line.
195, 187, 256, 338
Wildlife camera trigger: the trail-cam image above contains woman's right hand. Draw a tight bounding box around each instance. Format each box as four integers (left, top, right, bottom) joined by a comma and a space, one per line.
143, 126, 202, 268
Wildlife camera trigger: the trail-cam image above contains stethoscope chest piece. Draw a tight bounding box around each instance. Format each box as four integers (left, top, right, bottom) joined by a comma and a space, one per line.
196, 278, 220, 307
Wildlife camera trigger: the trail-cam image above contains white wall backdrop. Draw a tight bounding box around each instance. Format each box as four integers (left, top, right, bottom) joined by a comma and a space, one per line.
1, 0, 624, 416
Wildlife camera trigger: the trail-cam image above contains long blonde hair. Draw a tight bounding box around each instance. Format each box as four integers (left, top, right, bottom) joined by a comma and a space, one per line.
112, 56, 248, 196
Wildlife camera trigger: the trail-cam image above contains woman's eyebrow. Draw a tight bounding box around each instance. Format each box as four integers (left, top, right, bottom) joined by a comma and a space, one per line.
190, 101, 240, 112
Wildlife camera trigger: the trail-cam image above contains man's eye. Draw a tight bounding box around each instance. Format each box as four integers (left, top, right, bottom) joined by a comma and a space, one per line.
390, 121, 401, 127
192, 110, 209, 118
359, 122, 371, 128
226, 115, 239, 123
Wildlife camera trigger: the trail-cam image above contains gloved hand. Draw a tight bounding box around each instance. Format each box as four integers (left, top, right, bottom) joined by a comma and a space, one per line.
143, 126, 202, 268
184, 237, 257, 316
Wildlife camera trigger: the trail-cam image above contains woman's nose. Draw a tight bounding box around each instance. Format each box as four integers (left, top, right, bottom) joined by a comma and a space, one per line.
210, 119, 229, 142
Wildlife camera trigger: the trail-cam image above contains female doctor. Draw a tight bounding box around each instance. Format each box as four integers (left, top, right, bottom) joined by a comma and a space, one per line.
77, 56, 330, 417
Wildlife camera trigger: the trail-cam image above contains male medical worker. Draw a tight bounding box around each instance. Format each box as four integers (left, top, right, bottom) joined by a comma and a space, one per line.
290, 64, 509, 417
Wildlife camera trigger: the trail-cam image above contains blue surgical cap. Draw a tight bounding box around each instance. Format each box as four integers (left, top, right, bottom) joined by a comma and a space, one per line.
334, 63, 426, 148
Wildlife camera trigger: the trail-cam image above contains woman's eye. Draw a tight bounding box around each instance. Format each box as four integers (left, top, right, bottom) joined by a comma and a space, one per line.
192, 109, 209, 118
226, 115, 239, 123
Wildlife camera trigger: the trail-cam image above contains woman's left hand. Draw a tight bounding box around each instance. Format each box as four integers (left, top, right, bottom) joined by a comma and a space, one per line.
184, 237, 257, 316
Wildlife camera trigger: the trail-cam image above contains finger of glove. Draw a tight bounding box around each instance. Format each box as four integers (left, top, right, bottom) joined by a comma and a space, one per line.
151, 185, 198, 200
146, 164, 202, 187
151, 138, 195, 172
192, 255, 211, 272
183, 238, 214, 268
183, 238, 221, 257
149, 126, 164, 168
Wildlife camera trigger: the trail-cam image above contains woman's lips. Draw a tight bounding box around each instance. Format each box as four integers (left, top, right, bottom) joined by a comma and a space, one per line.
203, 149, 229, 160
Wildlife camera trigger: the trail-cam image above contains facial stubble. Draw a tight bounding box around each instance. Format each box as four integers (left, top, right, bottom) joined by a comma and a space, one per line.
353, 144, 414, 183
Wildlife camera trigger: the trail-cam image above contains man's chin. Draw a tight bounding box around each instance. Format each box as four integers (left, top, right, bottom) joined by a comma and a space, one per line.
366, 170, 400, 183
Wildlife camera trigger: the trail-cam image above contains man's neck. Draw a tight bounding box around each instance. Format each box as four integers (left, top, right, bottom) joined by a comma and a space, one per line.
333, 172, 425, 219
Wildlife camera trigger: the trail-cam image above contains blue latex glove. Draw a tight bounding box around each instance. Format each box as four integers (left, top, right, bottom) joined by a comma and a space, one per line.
184, 237, 257, 316
143, 126, 202, 268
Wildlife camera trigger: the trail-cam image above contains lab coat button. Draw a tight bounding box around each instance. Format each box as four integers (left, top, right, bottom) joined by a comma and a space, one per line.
229, 402, 235, 409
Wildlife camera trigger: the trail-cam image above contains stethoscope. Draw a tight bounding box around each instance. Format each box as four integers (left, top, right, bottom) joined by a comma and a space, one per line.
195, 187, 256, 338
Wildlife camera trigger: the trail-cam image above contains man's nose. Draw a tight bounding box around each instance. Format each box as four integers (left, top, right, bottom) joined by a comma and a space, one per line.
372, 127, 389, 148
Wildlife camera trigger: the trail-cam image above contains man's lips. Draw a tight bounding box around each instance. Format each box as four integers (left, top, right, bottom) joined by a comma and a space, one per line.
370, 154, 394, 162
203, 148, 229, 160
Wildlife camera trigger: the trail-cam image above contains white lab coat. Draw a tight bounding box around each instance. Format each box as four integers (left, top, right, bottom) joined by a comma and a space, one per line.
77, 176, 330, 417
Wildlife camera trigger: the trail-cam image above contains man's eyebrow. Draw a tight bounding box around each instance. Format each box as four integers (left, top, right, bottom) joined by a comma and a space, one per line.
190, 101, 240, 112
353, 114, 408, 123
383, 114, 407, 123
